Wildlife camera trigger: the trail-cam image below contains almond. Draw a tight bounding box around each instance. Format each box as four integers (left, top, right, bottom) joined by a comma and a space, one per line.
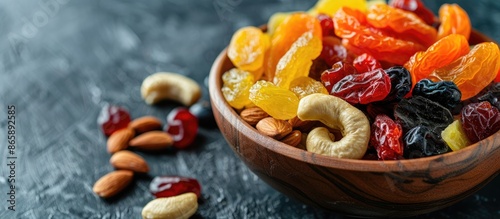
255, 117, 292, 140
107, 128, 135, 153
128, 116, 162, 134
110, 151, 149, 173
92, 170, 134, 198
280, 130, 302, 147
288, 116, 319, 133
129, 131, 173, 151
240, 107, 269, 126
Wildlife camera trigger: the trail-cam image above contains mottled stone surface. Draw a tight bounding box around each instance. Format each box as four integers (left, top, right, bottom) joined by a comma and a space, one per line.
0, 0, 498, 218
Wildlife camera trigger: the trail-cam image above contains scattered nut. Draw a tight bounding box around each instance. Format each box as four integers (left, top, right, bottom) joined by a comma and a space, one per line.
288, 116, 319, 132
92, 170, 134, 198
141, 192, 198, 219
255, 117, 292, 140
141, 72, 201, 106
107, 128, 135, 154
240, 107, 269, 126
129, 131, 174, 151
110, 151, 149, 173
297, 94, 369, 159
129, 116, 163, 134
280, 130, 302, 147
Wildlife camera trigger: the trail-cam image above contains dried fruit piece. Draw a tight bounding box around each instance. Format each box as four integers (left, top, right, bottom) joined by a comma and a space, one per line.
334, 7, 426, 65
289, 76, 328, 99
389, 0, 436, 25
429, 42, 500, 100
107, 128, 135, 154
403, 125, 449, 159
370, 115, 404, 160
165, 107, 198, 149
129, 116, 163, 134
256, 117, 293, 140
141, 193, 198, 219
317, 13, 335, 37
309, 0, 367, 15
93, 170, 134, 198
249, 80, 299, 120
441, 120, 471, 151
320, 61, 358, 93
273, 31, 322, 88
394, 96, 453, 133
383, 66, 412, 102
98, 104, 131, 136
110, 151, 150, 174
405, 34, 470, 90
150, 176, 201, 198
412, 79, 461, 110
366, 4, 437, 46
228, 26, 269, 75
331, 68, 391, 104
129, 131, 174, 151
189, 100, 215, 127
319, 36, 353, 67
267, 12, 292, 37
221, 68, 255, 109
461, 101, 500, 144
353, 53, 382, 73
437, 4, 471, 40
267, 13, 322, 80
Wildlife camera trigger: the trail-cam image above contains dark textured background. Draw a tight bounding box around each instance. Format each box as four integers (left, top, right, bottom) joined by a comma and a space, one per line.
0, 0, 498, 218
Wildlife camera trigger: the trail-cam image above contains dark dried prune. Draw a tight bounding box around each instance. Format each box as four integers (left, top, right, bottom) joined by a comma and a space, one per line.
394, 96, 453, 133
461, 101, 500, 143
412, 79, 461, 110
384, 66, 412, 102
403, 125, 449, 159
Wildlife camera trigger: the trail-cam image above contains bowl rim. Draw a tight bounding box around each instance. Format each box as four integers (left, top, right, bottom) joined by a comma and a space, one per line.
209, 30, 500, 173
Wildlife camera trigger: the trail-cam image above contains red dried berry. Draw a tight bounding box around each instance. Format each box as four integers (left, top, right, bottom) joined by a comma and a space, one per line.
150, 176, 201, 198
165, 107, 198, 149
317, 13, 335, 37
320, 61, 358, 93
97, 104, 131, 136
389, 0, 436, 25
370, 115, 404, 160
320, 36, 353, 66
331, 68, 391, 104
353, 53, 382, 73
461, 101, 500, 143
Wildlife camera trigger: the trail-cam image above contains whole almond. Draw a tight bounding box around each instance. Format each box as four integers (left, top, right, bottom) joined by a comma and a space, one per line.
107, 128, 135, 153
92, 170, 134, 198
240, 107, 269, 126
288, 116, 318, 133
280, 130, 302, 147
128, 116, 162, 134
110, 151, 149, 173
129, 131, 173, 151
256, 117, 292, 140
141, 192, 198, 219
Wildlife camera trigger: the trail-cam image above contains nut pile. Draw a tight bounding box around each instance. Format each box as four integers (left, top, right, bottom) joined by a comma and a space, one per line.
222, 0, 500, 160
92, 72, 209, 218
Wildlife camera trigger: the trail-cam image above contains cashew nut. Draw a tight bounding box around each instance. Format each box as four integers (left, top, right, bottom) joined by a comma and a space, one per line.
141, 72, 201, 106
141, 192, 198, 219
297, 94, 369, 159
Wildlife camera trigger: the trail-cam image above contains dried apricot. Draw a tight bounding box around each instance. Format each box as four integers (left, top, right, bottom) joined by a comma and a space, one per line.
437, 4, 471, 40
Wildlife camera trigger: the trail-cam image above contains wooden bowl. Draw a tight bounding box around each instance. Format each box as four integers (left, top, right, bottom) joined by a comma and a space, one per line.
208, 30, 500, 217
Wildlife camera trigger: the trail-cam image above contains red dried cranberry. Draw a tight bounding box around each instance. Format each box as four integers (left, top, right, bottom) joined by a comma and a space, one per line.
320, 61, 358, 93
97, 104, 131, 136
370, 115, 404, 160
165, 107, 198, 149
389, 0, 436, 25
317, 13, 335, 37
353, 53, 382, 73
150, 176, 201, 198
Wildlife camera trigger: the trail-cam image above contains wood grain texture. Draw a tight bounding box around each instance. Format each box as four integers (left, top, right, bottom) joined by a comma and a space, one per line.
209, 30, 500, 217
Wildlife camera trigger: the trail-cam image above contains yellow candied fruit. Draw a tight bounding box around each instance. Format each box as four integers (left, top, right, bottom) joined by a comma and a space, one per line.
249, 80, 299, 120
267, 12, 293, 37
289, 76, 328, 99
228, 26, 269, 73
273, 31, 322, 89
222, 68, 255, 109
441, 120, 471, 151
308, 0, 368, 15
